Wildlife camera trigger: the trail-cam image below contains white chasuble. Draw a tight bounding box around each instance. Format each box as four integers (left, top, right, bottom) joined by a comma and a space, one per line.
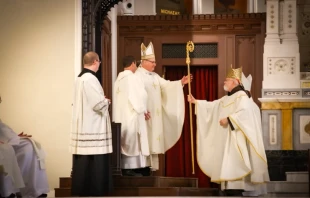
196, 91, 269, 195
113, 70, 149, 156
135, 67, 185, 154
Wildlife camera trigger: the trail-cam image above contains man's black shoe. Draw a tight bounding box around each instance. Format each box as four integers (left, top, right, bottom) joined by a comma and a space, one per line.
122, 169, 143, 176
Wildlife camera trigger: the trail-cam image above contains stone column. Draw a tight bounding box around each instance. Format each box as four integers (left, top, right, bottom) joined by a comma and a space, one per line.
263, 0, 300, 90
260, 0, 303, 151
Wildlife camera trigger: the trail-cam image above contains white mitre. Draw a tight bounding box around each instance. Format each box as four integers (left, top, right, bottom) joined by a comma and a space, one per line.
241, 72, 252, 91
141, 42, 155, 60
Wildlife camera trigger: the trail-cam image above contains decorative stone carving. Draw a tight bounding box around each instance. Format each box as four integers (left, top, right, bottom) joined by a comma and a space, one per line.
262, 89, 302, 98
302, 89, 310, 97
269, 115, 277, 145
301, 12, 310, 36
300, 115, 310, 144
287, 3, 293, 29
269, 3, 276, 29
267, 57, 296, 75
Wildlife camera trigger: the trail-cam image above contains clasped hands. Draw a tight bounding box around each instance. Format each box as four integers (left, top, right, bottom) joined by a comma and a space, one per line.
18, 132, 32, 138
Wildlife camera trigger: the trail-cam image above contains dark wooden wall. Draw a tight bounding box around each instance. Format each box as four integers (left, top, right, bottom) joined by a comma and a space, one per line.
117, 13, 266, 104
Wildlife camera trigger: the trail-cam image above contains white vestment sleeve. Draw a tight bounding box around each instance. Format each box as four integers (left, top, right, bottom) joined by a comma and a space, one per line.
196, 99, 221, 178
160, 78, 185, 152
83, 77, 110, 115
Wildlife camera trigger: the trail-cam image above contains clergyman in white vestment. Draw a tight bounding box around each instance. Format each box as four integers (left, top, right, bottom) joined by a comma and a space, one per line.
112, 55, 150, 176
0, 120, 49, 197
70, 51, 113, 196
126, 42, 191, 175
188, 67, 269, 196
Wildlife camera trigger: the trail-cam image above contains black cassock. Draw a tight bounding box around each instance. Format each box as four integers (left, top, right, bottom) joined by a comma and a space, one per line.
71, 154, 113, 196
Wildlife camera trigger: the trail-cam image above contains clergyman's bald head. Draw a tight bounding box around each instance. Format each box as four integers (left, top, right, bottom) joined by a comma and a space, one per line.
83, 51, 99, 66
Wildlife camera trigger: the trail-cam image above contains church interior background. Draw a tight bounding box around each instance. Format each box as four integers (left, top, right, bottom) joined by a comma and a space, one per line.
0, 0, 309, 196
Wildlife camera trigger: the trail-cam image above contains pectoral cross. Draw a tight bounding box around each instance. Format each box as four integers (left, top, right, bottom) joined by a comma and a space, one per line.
152, 82, 157, 89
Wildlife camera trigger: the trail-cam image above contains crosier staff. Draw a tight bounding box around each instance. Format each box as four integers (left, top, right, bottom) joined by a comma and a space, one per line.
186, 41, 195, 174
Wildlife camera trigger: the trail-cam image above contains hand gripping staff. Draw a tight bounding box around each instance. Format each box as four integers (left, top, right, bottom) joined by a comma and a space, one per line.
186, 41, 195, 174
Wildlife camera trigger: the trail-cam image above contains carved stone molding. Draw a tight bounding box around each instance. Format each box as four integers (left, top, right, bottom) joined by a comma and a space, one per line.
302, 89, 310, 97
262, 89, 301, 98
118, 13, 266, 35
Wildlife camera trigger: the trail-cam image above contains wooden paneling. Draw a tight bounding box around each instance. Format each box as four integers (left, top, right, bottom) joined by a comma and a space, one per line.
225, 36, 235, 68
101, 18, 112, 99
235, 35, 264, 105
118, 37, 144, 73
118, 13, 266, 100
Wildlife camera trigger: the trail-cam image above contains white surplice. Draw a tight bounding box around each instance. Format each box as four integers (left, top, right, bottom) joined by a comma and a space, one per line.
124, 67, 185, 170
195, 90, 269, 196
71, 72, 112, 155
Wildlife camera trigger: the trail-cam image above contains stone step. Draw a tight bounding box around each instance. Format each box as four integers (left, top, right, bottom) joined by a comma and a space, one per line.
114, 175, 198, 187
54, 187, 219, 197
59, 176, 198, 188
286, 171, 309, 182
267, 181, 309, 193
266, 192, 310, 197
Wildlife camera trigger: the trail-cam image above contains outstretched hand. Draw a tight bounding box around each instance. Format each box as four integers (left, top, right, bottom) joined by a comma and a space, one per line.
181, 74, 193, 85
187, 94, 196, 104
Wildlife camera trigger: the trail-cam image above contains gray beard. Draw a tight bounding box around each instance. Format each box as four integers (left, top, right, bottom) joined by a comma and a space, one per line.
223, 85, 229, 92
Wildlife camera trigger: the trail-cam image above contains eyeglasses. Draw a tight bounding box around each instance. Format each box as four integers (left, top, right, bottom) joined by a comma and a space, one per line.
145, 60, 156, 64
96, 60, 101, 64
